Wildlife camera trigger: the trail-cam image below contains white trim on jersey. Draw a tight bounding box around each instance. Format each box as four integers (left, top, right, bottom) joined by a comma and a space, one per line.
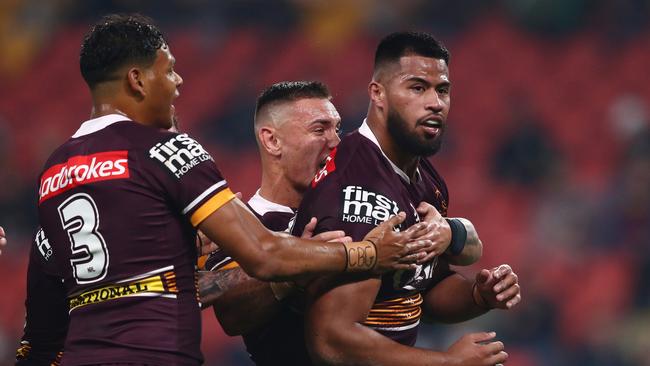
182, 180, 228, 214
247, 189, 294, 216
72, 113, 132, 138
367, 320, 421, 332
116, 265, 175, 283
358, 119, 422, 184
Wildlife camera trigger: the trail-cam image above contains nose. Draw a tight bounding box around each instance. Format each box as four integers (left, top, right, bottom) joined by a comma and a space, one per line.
425, 91, 444, 113
175, 72, 183, 88
327, 129, 340, 149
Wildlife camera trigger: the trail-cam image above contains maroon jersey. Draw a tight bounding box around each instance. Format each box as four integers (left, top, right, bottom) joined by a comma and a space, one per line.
204, 191, 310, 365
36, 114, 235, 365
16, 228, 67, 365
293, 121, 453, 346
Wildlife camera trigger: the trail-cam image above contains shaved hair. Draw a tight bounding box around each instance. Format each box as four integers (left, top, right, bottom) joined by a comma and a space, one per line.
254, 81, 331, 128
373, 31, 449, 80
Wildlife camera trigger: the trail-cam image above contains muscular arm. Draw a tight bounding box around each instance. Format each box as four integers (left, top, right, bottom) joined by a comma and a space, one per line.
421, 273, 488, 324
199, 201, 426, 281
305, 277, 452, 366
444, 217, 482, 266
198, 268, 281, 335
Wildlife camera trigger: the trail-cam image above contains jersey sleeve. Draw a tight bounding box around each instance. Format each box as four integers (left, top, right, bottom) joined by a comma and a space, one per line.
16, 229, 67, 365
141, 132, 236, 227
204, 249, 238, 271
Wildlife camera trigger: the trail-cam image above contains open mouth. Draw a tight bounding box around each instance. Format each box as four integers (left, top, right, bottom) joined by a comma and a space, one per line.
420, 119, 443, 136
317, 156, 329, 170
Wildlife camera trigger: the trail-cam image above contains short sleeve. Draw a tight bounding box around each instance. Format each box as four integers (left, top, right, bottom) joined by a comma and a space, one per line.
141, 132, 236, 227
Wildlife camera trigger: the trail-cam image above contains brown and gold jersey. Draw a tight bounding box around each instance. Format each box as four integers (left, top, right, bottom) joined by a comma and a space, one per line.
293, 121, 453, 346
36, 114, 235, 365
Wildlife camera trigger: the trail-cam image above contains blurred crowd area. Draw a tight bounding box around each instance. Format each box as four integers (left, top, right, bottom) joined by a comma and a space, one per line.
1, 1, 649, 365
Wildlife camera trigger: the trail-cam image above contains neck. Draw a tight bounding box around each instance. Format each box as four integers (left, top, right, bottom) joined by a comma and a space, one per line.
258, 158, 303, 208
90, 103, 129, 119
366, 109, 419, 180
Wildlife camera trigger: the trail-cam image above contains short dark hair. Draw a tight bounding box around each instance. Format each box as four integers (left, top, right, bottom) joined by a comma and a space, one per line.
80, 14, 165, 88
374, 31, 450, 71
255, 81, 331, 115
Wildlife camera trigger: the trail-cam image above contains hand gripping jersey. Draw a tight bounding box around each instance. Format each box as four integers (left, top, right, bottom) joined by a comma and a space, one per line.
204, 191, 311, 365
293, 121, 453, 346
36, 114, 235, 365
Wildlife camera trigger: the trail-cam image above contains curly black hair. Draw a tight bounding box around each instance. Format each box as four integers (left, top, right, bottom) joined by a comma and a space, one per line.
80, 14, 166, 88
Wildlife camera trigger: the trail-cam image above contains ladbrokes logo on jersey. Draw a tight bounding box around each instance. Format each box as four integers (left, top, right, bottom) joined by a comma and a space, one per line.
39, 151, 129, 203
149, 133, 213, 179
341, 185, 400, 225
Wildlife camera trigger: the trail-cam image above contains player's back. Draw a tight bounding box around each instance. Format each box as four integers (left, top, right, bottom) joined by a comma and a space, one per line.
38, 114, 228, 365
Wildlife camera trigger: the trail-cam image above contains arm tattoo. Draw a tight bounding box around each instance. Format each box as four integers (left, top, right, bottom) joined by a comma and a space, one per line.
198, 268, 251, 308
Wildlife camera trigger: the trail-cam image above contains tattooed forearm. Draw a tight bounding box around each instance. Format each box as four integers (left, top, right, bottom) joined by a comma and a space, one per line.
447, 217, 483, 266
198, 268, 252, 308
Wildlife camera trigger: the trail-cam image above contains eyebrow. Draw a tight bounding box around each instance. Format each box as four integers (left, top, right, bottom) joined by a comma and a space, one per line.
405, 76, 451, 87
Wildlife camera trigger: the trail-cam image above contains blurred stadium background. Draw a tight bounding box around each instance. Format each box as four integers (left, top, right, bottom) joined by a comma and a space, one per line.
1, 1, 649, 365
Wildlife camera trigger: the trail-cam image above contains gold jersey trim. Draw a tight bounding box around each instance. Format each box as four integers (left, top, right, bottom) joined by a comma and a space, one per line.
363, 293, 423, 328
68, 269, 178, 312
190, 188, 236, 226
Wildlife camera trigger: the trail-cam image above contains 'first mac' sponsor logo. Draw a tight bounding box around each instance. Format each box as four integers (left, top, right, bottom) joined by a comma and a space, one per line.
341, 185, 400, 226
149, 133, 213, 179
39, 151, 129, 203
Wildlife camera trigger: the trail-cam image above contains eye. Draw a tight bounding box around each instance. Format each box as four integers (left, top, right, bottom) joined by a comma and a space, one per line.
411, 84, 426, 93
437, 85, 450, 95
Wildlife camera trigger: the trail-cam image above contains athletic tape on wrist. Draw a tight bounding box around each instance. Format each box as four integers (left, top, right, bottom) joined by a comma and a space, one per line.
343, 240, 377, 272
445, 218, 467, 255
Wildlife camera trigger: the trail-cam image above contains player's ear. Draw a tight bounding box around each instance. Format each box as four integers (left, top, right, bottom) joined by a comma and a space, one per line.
258, 126, 282, 157
126, 67, 146, 98
369, 81, 385, 108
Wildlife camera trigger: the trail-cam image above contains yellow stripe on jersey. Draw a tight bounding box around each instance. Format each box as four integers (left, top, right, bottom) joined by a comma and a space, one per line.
68, 270, 178, 312
217, 261, 240, 271
363, 293, 423, 328
190, 188, 236, 227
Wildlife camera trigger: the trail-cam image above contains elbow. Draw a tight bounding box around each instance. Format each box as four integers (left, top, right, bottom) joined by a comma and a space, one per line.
307, 333, 342, 366
241, 234, 284, 281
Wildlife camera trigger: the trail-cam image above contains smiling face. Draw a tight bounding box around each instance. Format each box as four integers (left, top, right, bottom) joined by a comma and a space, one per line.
141, 44, 183, 129
381, 55, 450, 157
272, 97, 341, 191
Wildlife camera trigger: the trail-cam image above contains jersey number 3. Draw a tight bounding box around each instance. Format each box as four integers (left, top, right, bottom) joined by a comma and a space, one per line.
58, 193, 109, 284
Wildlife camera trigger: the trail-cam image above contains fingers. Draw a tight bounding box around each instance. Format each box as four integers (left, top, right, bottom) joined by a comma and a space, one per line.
475, 269, 491, 285
334, 236, 353, 244
300, 217, 318, 239
312, 230, 346, 242
487, 351, 509, 365
235, 191, 243, 199
381, 212, 406, 230
404, 239, 434, 255
468, 331, 497, 343
417, 250, 438, 264
493, 272, 517, 293
0, 226, 4, 255
397, 252, 427, 264
495, 284, 521, 308
492, 264, 512, 280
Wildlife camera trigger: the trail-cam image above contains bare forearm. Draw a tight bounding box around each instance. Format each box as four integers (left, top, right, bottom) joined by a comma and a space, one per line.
199, 268, 283, 335
307, 321, 450, 366
422, 273, 488, 323
445, 217, 482, 266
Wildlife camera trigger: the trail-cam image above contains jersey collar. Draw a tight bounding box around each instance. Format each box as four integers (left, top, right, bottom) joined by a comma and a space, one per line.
248, 189, 295, 216
358, 119, 422, 184
72, 114, 132, 138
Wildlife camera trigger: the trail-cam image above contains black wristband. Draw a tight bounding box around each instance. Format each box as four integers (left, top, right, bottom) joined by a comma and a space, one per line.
445, 218, 467, 255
